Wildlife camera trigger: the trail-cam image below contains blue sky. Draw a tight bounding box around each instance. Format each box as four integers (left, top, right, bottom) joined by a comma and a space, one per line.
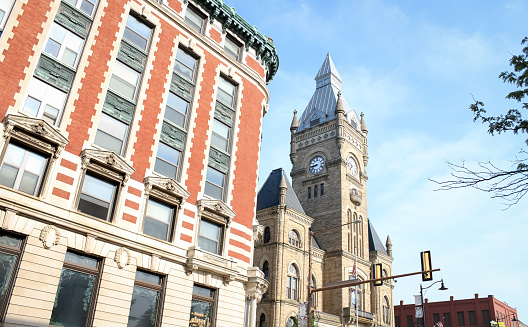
230, 0, 527, 317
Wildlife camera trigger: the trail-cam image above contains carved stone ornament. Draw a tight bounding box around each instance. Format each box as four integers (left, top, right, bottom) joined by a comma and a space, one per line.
39, 225, 61, 249
105, 154, 117, 166
186, 263, 199, 276
80, 149, 134, 184
223, 274, 236, 286
144, 176, 190, 205
196, 199, 236, 227
114, 247, 131, 269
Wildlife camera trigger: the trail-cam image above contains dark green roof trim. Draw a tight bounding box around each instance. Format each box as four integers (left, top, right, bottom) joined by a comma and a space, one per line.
185, 0, 279, 83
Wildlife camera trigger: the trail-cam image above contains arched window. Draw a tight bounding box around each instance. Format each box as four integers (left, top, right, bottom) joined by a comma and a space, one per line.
287, 317, 296, 327
311, 275, 318, 309
259, 313, 266, 327
263, 261, 269, 298
264, 227, 271, 243
353, 213, 358, 255
383, 296, 390, 324
287, 264, 298, 300
288, 230, 300, 247
347, 210, 352, 253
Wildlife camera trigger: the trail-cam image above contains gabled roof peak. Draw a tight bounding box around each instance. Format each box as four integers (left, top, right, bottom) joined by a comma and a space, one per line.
315, 52, 342, 82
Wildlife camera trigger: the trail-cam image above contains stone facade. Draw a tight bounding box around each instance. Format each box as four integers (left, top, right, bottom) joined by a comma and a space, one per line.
0, 0, 277, 326
254, 55, 394, 327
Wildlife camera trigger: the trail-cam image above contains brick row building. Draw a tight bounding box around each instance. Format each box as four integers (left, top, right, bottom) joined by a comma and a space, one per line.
0, 0, 278, 325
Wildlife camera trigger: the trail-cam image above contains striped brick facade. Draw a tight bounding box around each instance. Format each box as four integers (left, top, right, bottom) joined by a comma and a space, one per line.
0, 0, 277, 325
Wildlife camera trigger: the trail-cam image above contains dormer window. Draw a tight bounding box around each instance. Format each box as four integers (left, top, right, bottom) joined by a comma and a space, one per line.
310, 113, 320, 127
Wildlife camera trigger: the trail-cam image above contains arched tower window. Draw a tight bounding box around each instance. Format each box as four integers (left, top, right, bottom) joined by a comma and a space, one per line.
287, 264, 299, 300
259, 313, 266, 327
353, 213, 359, 256
347, 209, 352, 253
383, 296, 390, 324
311, 275, 318, 309
264, 227, 271, 243
359, 215, 363, 257
263, 261, 269, 298
288, 230, 300, 247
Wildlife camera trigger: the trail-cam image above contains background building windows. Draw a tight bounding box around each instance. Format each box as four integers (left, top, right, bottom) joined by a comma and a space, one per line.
457, 312, 466, 326
0, 143, 48, 196
49, 251, 100, 327
308, 187, 311, 199
198, 219, 223, 255
127, 270, 163, 327
189, 285, 216, 326
143, 199, 174, 242
263, 227, 271, 243
320, 183, 324, 196
44, 23, 83, 68
77, 174, 117, 221
154, 143, 181, 179
468, 311, 476, 325
94, 113, 128, 154
482, 310, 490, 327
444, 313, 452, 327
184, 6, 205, 34
204, 166, 225, 200
123, 14, 152, 51
286, 264, 298, 300
433, 313, 440, 324
22, 78, 67, 125
0, 231, 23, 318
224, 35, 241, 61
314, 184, 318, 197
407, 315, 414, 327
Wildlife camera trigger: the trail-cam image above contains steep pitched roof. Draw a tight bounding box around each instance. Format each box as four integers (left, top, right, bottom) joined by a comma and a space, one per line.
256, 168, 305, 214
296, 53, 360, 132
368, 220, 387, 255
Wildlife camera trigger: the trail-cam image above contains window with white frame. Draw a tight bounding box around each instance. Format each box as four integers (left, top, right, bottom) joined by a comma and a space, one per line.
108, 61, 140, 101
154, 142, 181, 180
123, 14, 152, 51
189, 285, 217, 326
204, 166, 225, 200
217, 76, 236, 107
127, 270, 164, 327
198, 219, 223, 255
22, 78, 67, 125
211, 119, 230, 152
0, 0, 15, 32
94, 112, 128, 154
43, 22, 84, 68
143, 198, 176, 242
77, 173, 118, 221
174, 47, 198, 82
63, 0, 98, 17
224, 35, 241, 61
184, 5, 205, 34
49, 251, 101, 326
0, 143, 48, 196
286, 264, 298, 300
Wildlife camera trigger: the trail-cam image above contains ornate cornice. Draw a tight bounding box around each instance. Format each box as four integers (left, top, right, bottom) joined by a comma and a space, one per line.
188, 0, 279, 83
196, 199, 236, 226
144, 176, 190, 206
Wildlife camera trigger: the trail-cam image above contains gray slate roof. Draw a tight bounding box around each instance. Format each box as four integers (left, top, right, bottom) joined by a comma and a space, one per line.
296, 53, 360, 132
256, 168, 305, 214
368, 220, 387, 254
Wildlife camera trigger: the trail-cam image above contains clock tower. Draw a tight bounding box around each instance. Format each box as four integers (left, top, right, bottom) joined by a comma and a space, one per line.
289, 53, 394, 323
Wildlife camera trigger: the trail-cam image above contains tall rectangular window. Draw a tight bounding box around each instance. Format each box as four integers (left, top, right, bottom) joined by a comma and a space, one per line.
127, 270, 163, 327
154, 143, 181, 179
320, 183, 324, 196
0, 231, 23, 318
0, 0, 15, 32
0, 143, 48, 196
468, 311, 476, 325
44, 22, 84, 68
224, 35, 241, 61
22, 78, 67, 125
174, 46, 197, 82
204, 166, 225, 200
308, 187, 311, 199
143, 199, 175, 242
217, 77, 236, 107
50, 251, 101, 327
457, 312, 465, 326
184, 6, 205, 34
123, 14, 152, 51
395, 316, 400, 327
314, 184, 318, 197
444, 313, 452, 327
482, 310, 490, 327
189, 285, 216, 327
94, 113, 128, 154
108, 61, 140, 101
77, 174, 118, 221
407, 316, 414, 327
433, 314, 440, 325
198, 219, 223, 255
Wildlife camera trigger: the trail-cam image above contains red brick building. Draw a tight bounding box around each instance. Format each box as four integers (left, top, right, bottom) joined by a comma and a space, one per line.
0, 0, 278, 325
395, 294, 519, 327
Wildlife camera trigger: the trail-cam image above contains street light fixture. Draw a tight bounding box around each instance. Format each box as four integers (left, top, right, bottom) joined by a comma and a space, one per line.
491, 313, 519, 327
307, 218, 362, 327
419, 279, 448, 327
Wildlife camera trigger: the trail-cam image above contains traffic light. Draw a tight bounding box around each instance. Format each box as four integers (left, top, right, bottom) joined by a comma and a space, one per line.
421, 251, 432, 281
373, 263, 383, 286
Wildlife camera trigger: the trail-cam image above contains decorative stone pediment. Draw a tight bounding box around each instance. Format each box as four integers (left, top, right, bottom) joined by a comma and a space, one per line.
80, 149, 135, 184
186, 245, 238, 285
144, 176, 190, 206
3, 115, 69, 158
196, 199, 236, 226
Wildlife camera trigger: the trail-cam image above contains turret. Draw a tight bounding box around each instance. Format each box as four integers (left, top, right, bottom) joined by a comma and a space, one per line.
279, 174, 287, 206
360, 112, 368, 134
386, 235, 392, 257
289, 110, 299, 164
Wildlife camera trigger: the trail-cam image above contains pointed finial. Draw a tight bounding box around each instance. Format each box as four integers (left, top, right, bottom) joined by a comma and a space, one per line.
360, 112, 368, 134
290, 109, 299, 132
386, 235, 392, 257
335, 91, 345, 116
279, 174, 287, 189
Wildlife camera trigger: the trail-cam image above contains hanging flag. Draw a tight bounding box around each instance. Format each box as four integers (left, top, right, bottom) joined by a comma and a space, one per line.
351, 262, 357, 278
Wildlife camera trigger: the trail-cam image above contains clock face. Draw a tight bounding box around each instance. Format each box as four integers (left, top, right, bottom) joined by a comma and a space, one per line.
347, 156, 358, 175
309, 156, 325, 174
